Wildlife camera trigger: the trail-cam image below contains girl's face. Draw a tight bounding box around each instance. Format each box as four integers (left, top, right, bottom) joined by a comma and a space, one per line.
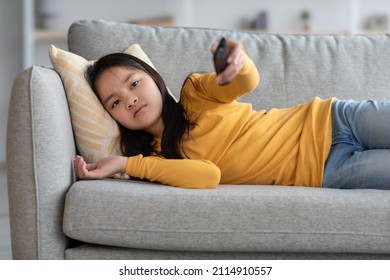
95, 66, 164, 138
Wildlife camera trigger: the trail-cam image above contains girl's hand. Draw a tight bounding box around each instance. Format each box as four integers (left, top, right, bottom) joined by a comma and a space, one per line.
211, 39, 246, 85
74, 155, 128, 179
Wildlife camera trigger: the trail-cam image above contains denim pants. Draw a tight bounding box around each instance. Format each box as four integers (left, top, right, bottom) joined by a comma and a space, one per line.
323, 99, 390, 190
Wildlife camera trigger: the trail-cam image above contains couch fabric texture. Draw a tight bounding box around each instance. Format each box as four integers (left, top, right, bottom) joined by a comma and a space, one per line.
7, 20, 390, 259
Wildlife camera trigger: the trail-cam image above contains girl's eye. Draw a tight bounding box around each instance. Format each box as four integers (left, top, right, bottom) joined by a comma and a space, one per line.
111, 99, 120, 109
131, 81, 139, 89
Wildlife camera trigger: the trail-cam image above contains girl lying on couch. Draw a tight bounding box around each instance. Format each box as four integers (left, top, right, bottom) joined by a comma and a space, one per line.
74, 38, 390, 190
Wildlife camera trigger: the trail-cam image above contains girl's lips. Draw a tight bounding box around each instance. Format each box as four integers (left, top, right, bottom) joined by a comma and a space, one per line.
134, 104, 146, 118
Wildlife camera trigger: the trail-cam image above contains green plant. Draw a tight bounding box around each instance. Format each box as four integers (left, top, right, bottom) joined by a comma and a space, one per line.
300, 10, 311, 31
300, 10, 310, 22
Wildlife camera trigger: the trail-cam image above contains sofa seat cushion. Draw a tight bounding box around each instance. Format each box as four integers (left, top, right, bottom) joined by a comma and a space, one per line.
63, 180, 390, 254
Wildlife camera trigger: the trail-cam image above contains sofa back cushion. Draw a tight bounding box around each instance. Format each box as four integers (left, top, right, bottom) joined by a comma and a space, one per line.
68, 20, 390, 111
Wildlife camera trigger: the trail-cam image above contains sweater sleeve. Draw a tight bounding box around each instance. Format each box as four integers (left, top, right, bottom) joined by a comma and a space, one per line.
125, 155, 221, 189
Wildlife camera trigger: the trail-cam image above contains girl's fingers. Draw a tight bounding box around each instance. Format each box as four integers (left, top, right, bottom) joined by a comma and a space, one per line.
78, 158, 88, 178
218, 53, 245, 83
214, 39, 245, 84
74, 156, 83, 178
227, 44, 241, 63
86, 162, 97, 171
74, 155, 91, 179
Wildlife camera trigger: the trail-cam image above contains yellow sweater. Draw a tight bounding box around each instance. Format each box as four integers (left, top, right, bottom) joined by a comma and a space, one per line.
126, 52, 333, 189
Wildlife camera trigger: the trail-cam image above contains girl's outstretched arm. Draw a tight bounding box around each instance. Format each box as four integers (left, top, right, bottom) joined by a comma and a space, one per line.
182, 40, 260, 105
74, 155, 221, 189
211, 39, 247, 86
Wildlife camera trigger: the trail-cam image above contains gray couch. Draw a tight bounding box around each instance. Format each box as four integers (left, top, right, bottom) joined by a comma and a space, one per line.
7, 20, 390, 260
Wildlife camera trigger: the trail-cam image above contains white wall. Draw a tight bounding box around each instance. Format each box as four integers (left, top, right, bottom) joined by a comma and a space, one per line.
189, 0, 390, 32
32, 0, 390, 67
40, 0, 390, 32
36, 0, 186, 31
35, 0, 359, 32
190, 0, 350, 32
0, 0, 23, 165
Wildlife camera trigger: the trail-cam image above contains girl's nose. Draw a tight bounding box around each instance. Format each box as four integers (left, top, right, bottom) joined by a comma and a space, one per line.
127, 96, 138, 109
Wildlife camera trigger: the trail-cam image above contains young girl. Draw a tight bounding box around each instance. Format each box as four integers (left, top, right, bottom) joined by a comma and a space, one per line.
74, 39, 390, 190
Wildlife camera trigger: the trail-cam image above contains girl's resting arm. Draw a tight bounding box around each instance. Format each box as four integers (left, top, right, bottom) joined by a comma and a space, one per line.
126, 155, 221, 189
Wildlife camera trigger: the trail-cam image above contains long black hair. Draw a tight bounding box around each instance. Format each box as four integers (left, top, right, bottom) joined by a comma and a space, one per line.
85, 53, 193, 159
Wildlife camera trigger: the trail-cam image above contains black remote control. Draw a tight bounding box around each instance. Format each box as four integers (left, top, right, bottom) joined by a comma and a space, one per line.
213, 37, 229, 74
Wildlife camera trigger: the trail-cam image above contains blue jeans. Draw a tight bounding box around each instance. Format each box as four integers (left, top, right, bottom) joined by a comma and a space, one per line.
323, 99, 390, 190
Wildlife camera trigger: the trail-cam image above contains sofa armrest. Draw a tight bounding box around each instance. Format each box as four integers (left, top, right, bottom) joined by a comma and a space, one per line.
7, 66, 76, 259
